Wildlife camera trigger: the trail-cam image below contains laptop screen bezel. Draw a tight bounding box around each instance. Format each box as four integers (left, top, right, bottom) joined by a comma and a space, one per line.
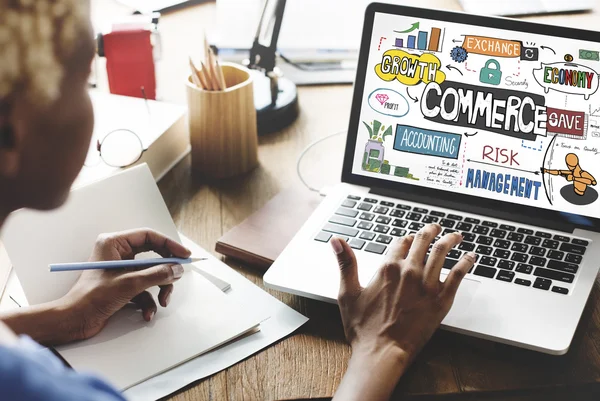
341, 2, 600, 232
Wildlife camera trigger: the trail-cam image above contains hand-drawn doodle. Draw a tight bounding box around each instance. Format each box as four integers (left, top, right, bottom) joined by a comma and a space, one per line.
479, 59, 503, 85
547, 107, 588, 139
579, 49, 600, 61
375, 49, 446, 85
393, 124, 461, 159
361, 120, 393, 172
368, 88, 410, 117
394, 24, 445, 53
533, 62, 599, 100
542, 153, 598, 204
564, 54, 574, 62
462, 35, 521, 58
450, 46, 468, 62
378, 37, 387, 51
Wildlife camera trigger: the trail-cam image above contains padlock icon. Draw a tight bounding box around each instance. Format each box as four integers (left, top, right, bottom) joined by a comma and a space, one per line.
480, 59, 502, 86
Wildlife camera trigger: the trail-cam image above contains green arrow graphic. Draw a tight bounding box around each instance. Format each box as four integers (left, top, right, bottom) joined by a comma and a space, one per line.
394, 22, 420, 34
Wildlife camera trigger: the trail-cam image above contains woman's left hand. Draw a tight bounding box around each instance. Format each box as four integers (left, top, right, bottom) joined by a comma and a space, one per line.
60, 228, 191, 341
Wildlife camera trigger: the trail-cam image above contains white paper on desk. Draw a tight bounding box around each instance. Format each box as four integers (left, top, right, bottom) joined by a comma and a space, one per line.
124, 234, 310, 401
58, 267, 261, 390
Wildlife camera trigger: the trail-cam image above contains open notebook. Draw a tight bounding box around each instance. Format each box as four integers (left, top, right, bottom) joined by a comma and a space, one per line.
1, 164, 266, 390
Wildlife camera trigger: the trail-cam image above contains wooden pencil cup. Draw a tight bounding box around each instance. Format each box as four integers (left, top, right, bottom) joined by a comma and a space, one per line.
186, 62, 259, 179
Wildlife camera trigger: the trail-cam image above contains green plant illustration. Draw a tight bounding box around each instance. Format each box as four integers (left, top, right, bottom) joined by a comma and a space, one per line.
363, 120, 393, 142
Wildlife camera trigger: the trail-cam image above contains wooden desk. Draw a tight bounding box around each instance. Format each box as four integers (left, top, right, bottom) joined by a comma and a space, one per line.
95, 1, 600, 399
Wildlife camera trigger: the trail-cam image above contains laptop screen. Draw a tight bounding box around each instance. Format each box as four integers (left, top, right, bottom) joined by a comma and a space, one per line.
350, 8, 600, 222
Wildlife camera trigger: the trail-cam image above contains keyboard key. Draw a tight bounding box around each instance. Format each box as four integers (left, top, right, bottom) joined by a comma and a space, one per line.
332, 235, 350, 243
516, 263, 533, 274
430, 211, 445, 217
572, 238, 589, 246
476, 236, 493, 245
347, 195, 361, 200
374, 206, 389, 215
559, 243, 586, 256
448, 249, 462, 259
473, 226, 489, 235
493, 249, 510, 259
535, 231, 552, 239
359, 213, 375, 221
511, 243, 528, 253
447, 214, 463, 221
552, 286, 569, 295
392, 219, 408, 228
565, 253, 582, 264
442, 229, 458, 236
517, 228, 534, 235
515, 278, 531, 286
480, 256, 497, 267
456, 222, 473, 231
341, 199, 357, 208
396, 204, 411, 210
439, 219, 456, 228
496, 270, 515, 282
482, 221, 498, 228
413, 207, 428, 214
314, 231, 332, 242
409, 222, 425, 231
476, 245, 493, 255
490, 229, 507, 239
357, 221, 373, 230
462, 233, 476, 242
529, 247, 546, 257
507, 232, 524, 242
474, 265, 497, 278
390, 228, 406, 237
365, 242, 386, 254
553, 235, 570, 242
533, 277, 552, 290
364, 198, 378, 203
390, 209, 405, 218
376, 234, 393, 244
511, 252, 528, 262
422, 215, 439, 223
542, 239, 559, 249
357, 203, 373, 211
443, 259, 459, 269
498, 260, 515, 270
458, 242, 476, 251
547, 260, 579, 274
380, 201, 394, 207
336, 207, 358, 218
359, 231, 376, 241
376, 216, 391, 224
547, 250, 564, 260
408, 212, 425, 222
534, 268, 574, 283
465, 217, 481, 224
529, 256, 547, 267
323, 223, 358, 237
374, 225, 390, 234
494, 239, 510, 249
329, 215, 357, 227
524, 236, 542, 246
499, 224, 516, 231
349, 238, 365, 250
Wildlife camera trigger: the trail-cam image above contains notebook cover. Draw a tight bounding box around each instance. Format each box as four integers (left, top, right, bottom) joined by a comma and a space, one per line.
215, 189, 322, 270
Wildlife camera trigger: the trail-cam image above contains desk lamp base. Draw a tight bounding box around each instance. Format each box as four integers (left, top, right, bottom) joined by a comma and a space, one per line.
251, 71, 299, 135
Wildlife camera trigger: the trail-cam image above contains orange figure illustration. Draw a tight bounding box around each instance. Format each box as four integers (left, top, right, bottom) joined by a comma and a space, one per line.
542, 153, 597, 196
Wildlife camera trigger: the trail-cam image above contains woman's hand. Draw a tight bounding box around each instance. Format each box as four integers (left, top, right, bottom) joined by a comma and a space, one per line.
332, 224, 476, 401
0, 229, 191, 346
61, 228, 191, 341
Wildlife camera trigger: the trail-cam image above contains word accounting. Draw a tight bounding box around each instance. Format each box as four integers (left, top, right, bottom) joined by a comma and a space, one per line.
393, 124, 461, 159
462, 35, 521, 58
421, 81, 547, 141
533, 62, 599, 100
375, 49, 446, 86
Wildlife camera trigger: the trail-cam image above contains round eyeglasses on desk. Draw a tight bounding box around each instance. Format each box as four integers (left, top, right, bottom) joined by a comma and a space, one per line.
84, 129, 146, 168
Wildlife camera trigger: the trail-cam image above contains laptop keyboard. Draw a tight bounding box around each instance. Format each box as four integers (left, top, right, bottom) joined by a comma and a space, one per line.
314, 195, 590, 296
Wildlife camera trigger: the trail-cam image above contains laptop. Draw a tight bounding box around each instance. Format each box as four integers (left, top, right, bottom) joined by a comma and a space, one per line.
264, 3, 600, 355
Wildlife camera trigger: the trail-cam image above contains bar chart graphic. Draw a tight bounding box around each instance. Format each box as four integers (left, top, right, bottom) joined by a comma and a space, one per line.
394, 27, 445, 53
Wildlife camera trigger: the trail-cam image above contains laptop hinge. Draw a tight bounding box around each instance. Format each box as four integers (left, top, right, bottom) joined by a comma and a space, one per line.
370, 187, 576, 233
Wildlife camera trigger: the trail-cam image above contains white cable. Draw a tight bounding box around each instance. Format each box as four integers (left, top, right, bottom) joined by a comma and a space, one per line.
296, 130, 346, 195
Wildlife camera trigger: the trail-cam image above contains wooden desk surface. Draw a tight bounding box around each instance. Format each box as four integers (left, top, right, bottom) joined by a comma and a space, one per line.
91, 2, 600, 399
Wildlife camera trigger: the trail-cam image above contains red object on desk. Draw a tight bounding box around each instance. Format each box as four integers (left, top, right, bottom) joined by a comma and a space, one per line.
102, 29, 156, 100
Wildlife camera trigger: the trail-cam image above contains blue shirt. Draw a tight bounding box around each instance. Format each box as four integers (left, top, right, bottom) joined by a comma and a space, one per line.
0, 336, 125, 401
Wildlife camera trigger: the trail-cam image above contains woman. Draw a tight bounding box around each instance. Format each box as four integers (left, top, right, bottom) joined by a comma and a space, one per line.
0, 1, 475, 400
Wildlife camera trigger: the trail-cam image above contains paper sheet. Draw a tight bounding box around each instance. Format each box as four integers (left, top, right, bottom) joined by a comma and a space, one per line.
123, 234, 309, 401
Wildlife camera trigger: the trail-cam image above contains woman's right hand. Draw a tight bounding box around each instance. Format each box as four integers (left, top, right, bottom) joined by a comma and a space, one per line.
331, 224, 476, 401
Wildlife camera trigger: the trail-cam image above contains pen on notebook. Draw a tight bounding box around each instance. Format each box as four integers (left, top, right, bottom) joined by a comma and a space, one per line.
49, 257, 207, 272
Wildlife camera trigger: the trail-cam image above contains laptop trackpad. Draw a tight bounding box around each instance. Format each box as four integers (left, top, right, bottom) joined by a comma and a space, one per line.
442, 276, 481, 325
